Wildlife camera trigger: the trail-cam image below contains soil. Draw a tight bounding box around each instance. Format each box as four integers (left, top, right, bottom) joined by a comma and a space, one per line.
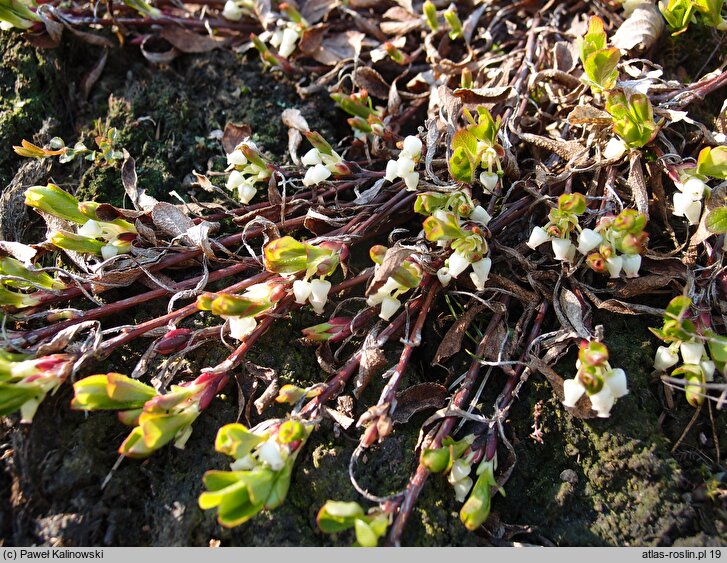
0, 26, 726, 547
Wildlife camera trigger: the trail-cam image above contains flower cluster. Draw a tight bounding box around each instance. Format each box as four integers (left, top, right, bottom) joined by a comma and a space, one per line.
226, 141, 273, 204
0, 352, 74, 422
72, 371, 225, 457
579, 209, 648, 278
448, 107, 503, 190
651, 296, 726, 407
423, 211, 491, 290
366, 245, 424, 320
316, 501, 389, 547
199, 419, 312, 527
25, 184, 137, 260
414, 190, 492, 227
197, 283, 286, 341
562, 340, 629, 418
420, 436, 499, 530
384, 135, 423, 191
263, 236, 348, 314
300, 131, 350, 186
421, 434, 477, 501
672, 145, 727, 225
527, 193, 586, 263
527, 194, 648, 278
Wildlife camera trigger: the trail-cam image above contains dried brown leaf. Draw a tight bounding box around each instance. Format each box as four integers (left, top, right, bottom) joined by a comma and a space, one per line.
222, 122, 252, 154
628, 152, 649, 218
567, 105, 612, 126
453, 86, 513, 105
434, 303, 486, 365
160, 26, 227, 53
311, 30, 364, 65
366, 246, 413, 296
612, 4, 664, 52
530, 357, 596, 419
299, 24, 327, 55
301, 0, 338, 24
354, 67, 390, 99
392, 383, 448, 424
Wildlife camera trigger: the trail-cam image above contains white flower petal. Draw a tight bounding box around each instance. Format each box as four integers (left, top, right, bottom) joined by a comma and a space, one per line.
470, 205, 491, 226
606, 256, 623, 278
292, 279, 312, 304
527, 226, 550, 249
257, 440, 285, 471
228, 316, 257, 340
653, 346, 679, 371
563, 379, 586, 408
402, 136, 422, 158
680, 341, 705, 365
577, 229, 603, 255
603, 137, 627, 160
379, 295, 401, 321
621, 254, 642, 278
301, 148, 322, 167
396, 156, 415, 177
303, 163, 331, 186
385, 159, 398, 182
222, 0, 243, 21
227, 149, 247, 166
437, 267, 452, 287
551, 238, 573, 261
447, 252, 470, 278
278, 27, 299, 58
589, 386, 615, 418
479, 171, 499, 193
237, 183, 257, 204
226, 169, 245, 190
605, 368, 629, 399
403, 171, 419, 191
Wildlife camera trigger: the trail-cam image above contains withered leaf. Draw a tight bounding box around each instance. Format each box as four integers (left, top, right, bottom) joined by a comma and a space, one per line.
366, 246, 413, 296
152, 202, 195, 238
0, 241, 36, 264
453, 86, 513, 105
567, 105, 612, 126
628, 152, 649, 218
311, 31, 364, 65
160, 26, 227, 53
613, 274, 675, 299
222, 122, 252, 154
299, 24, 327, 55
392, 383, 448, 424
140, 35, 178, 65
518, 132, 589, 164
122, 151, 157, 211
354, 67, 390, 99
301, 0, 338, 24
612, 4, 664, 52
434, 303, 486, 365
353, 336, 386, 399
558, 288, 589, 339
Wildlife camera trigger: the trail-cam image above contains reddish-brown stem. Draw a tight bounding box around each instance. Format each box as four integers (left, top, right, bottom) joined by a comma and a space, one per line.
20, 260, 256, 346
386, 297, 510, 545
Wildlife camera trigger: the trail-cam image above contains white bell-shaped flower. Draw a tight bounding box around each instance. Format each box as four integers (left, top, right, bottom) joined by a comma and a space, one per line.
479, 171, 499, 193
563, 378, 586, 408
589, 386, 615, 418
701, 360, 716, 382
301, 148, 322, 167
309, 278, 331, 314
679, 177, 707, 201
577, 228, 603, 254
469, 257, 491, 291
605, 368, 629, 399
447, 251, 470, 278
470, 205, 491, 226
303, 163, 332, 186
453, 476, 473, 503
229, 454, 256, 471
227, 169, 245, 191
403, 171, 419, 191
101, 244, 119, 261
621, 254, 642, 278
680, 341, 705, 365
653, 346, 679, 371
222, 0, 243, 21
237, 182, 257, 204
227, 149, 247, 166
603, 137, 627, 160
228, 316, 257, 340
78, 219, 104, 238
384, 160, 398, 182
551, 238, 573, 261
396, 156, 415, 177
448, 459, 471, 483
379, 295, 401, 321
606, 256, 623, 278
437, 267, 452, 287
292, 279, 312, 304
527, 226, 550, 249
402, 136, 422, 158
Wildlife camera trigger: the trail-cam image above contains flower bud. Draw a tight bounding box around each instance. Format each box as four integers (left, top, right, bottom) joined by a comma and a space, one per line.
25, 184, 87, 225
154, 328, 193, 355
